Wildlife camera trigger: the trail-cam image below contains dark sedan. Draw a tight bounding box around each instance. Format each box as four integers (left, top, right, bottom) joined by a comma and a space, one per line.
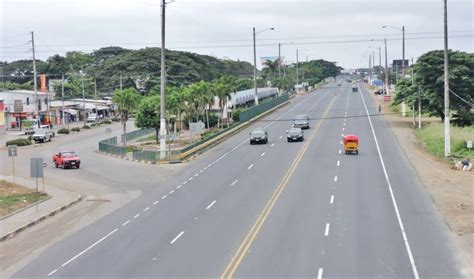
250, 128, 268, 144
287, 127, 304, 142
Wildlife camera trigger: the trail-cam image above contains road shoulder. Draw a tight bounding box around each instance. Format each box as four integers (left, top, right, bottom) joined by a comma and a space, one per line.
366, 84, 473, 277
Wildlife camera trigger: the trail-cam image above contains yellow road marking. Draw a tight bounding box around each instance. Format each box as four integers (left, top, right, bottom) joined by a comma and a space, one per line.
221, 95, 337, 278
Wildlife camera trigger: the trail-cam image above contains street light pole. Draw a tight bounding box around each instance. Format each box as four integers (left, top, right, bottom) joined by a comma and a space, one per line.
296, 49, 299, 85
443, 0, 450, 157
253, 27, 274, 106
278, 42, 281, 78
159, 0, 168, 159
253, 27, 258, 105
402, 25, 406, 75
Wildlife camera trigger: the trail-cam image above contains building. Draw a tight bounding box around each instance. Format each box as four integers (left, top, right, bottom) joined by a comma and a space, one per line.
0, 90, 52, 130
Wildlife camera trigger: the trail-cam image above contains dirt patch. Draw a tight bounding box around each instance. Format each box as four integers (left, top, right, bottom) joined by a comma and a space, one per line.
0, 180, 49, 217
367, 85, 473, 276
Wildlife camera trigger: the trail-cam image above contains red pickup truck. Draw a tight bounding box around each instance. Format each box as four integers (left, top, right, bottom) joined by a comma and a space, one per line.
52, 151, 81, 169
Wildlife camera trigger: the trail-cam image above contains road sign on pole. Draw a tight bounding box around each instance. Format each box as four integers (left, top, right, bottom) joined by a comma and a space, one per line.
8, 145, 17, 184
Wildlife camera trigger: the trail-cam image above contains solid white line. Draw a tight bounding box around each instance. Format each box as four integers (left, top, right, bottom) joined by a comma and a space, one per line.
60, 228, 118, 268
153, 200, 159, 205
279, 135, 283, 139
248, 164, 254, 170
161, 195, 168, 200
122, 220, 130, 226
134, 214, 140, 218
48, 269, 58, 276
317, 267, 323, 279
170, 231, 184, 244
324, 223, 330, 236
144, 207, 150, 212
169, 190, 174, 194
271, 143, 275, 147
261, 152, 266, 157
334, 176, 338, 182
206, 200, 216, 210
231, 179, 238, 186
330, 195, 334, 204
358, 84, 420, 279
339, 149, 342, 154
176, 185, 182, 189
337, 160, 340, 166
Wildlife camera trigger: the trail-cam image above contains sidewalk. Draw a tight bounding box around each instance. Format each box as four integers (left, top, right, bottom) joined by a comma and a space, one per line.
0, 175, 82, 241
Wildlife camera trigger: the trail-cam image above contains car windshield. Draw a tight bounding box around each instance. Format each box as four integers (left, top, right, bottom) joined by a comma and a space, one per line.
288, 128, 301, 134
61, 152, 77, 158
295, 115, 307, 121
251, 130, 265, 136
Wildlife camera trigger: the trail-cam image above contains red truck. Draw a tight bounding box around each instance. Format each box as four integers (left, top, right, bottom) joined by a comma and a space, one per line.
52, 151, 81, 169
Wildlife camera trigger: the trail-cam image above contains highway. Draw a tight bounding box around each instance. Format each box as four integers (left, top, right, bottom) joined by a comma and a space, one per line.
13, 82, 462, 278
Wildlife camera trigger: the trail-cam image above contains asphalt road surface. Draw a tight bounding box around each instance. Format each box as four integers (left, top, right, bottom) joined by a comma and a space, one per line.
13, 82, 462, 278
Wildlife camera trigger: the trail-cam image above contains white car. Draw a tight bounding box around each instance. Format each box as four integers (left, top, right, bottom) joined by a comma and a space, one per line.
87, 114, 99, 123
32, 129, 54, 143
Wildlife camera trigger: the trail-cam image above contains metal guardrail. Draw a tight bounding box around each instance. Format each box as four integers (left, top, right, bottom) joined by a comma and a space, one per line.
98, 136, 127, 157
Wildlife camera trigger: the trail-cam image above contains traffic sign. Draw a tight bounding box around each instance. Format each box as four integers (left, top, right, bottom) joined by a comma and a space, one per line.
30, 158, 44, 178
467, 140, 472, 149
8, 145, 17, 157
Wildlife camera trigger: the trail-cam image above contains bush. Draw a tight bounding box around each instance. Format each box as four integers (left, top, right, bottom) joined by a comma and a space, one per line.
91, 123, 98, 127
101, 119, 112, 125
111, 117, 120, 122
57, 128, 70, 134
71, 127, 81, 132
82, 125, 91, 129
6, 138, 32, 147
232, 108, 245, 122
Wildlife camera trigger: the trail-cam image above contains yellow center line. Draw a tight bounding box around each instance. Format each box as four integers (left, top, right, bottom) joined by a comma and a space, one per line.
221, 94, 337, 279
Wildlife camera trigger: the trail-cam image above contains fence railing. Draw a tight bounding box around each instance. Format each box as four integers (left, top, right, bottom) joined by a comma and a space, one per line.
239, 94, 289, 122
121, 128, 155, 143
98, 136, 127, 157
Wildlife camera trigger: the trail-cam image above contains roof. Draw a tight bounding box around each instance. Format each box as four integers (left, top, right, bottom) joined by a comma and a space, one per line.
229, 87, 279, 106
343, 134, 359, 140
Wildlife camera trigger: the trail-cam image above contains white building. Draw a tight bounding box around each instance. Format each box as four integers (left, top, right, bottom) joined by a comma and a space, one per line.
0, 90, 52, 129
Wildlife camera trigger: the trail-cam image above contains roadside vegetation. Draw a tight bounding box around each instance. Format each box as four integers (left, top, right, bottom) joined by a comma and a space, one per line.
0, 180, 49, 217
415, 122, 473, 159
6, 138, 32, 147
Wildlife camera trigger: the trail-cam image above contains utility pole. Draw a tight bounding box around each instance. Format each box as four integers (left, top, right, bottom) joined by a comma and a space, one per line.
418, 88, 422, 129
278, 43, 281, 78
252, 27, 259, 105
384, 38, 389, 95
119, 74, 123, 91
94, 79, 97, 100
31, 31, 38, 126
159, 0, 168, 159
443, 0, 450, 157
61, 74, 65, 126
378, 47, 382, 68
296, 49, 299, 85
412, 59, 416, 126
402, 26, 406, 76
81, 69, 86, 125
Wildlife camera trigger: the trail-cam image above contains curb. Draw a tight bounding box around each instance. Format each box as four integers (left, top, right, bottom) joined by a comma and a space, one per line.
0, 195, 52, 221
0, 194, 83, 242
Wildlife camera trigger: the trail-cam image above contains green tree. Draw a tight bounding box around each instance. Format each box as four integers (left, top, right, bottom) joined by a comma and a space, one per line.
135, 95, 161, 143
414, 50, 473, 125
112, 88, 142, 146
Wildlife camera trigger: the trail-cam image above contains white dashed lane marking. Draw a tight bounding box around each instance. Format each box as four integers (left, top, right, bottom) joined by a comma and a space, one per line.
338, 149, 342, 154
231, 179, 238, 186
169, 190, 174, 194
48, 269, 58, 276
261, 152, 266, 157
122, 220, 130, 226
248, 164, 254, 170
334, 176, 338, 182
337, 160, 340, 166
330, 195, 334, 204
206, 200, 216, 210
144, 207, 150, 212
176, 185, 182, 189
317, 268, 323, 279
324, 223, 330, 236
153, 200, 159, 205
170, 231, 184, 244
161, 195, 168, 200
271, 143, 275, 147
134, 214, 140, 219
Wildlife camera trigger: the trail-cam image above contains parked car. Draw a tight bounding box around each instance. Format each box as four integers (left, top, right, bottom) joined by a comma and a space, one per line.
250, 127, 268, 144
87, 113, 99, 123
374, 89, 384, 95
293, 114, 310, 129
52, 151, 81, 169
39, 125, 55, 137
32, 129, 53, 143
287, 127, 304, 142
23, 119, 39, 135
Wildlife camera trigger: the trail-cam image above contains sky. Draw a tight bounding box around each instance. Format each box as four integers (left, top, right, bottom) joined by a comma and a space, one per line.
1, 0, 473, 69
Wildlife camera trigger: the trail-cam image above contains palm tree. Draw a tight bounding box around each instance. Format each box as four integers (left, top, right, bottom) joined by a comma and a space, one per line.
112, 87, 141, 146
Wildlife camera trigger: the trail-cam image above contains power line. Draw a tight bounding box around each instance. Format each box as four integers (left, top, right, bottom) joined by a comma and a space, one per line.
450, 88, 474, 107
